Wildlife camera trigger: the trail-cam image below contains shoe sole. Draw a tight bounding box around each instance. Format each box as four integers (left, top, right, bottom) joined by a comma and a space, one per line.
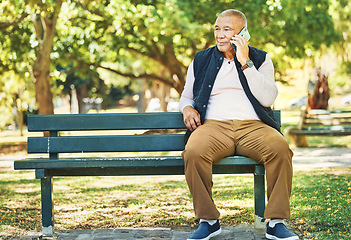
187, 228, 222, 240
266, 233, 299, 240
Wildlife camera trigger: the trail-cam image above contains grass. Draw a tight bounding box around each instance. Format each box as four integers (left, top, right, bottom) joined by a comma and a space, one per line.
0, 169, 350, 240
1, 109, 351, 239
290, 169, 351, 239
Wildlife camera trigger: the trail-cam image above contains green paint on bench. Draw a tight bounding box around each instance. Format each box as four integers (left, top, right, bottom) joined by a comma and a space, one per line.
14, 156, 261, 173
14, 111, 281, 236
27, 135, 186, 153
27, 112, 185, 131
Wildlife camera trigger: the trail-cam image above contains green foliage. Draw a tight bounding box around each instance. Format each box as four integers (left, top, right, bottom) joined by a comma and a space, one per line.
54, 0, 340, 89
0, 1, 33, 71
328, 0, 351, 92
0, 71, 35, 130
0, 0, 348, 115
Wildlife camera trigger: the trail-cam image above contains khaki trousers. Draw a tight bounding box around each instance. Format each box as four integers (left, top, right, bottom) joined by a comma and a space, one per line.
182, 119, 293, 220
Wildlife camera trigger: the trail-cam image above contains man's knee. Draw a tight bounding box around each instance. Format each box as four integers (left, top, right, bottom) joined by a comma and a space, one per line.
273, 139, 292, 156
264, 136, 293, 164
183, 141, 212, 165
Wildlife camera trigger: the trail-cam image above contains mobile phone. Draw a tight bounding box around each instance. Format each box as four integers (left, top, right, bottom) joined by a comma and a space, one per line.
232, 27, 251, 52
238, 27, 250, 41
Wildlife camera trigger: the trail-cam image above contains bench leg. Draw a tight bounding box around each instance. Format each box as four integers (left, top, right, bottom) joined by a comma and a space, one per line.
254, 166, 266, 229
41, 176, 54, 236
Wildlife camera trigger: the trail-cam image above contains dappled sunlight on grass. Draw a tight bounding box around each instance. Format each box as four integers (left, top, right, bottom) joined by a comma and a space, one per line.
0, 172, 256, 237
1, 169, 351, 239
290, 168, 351, 239
51, 175, 195, 229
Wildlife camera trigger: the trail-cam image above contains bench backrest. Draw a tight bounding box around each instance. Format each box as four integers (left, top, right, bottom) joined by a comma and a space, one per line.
27, 111, 280, 157
299, 110, 351, 129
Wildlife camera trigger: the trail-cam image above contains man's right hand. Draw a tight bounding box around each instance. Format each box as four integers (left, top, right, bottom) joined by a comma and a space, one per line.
182, 105, 201, 131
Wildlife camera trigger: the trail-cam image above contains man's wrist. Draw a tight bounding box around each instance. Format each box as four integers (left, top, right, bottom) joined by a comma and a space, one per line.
181, 104, 194, 113
241, 59, 254, 70
239, 58, 250, 66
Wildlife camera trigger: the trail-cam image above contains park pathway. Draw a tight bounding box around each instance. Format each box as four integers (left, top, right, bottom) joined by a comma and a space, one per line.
21, 224, 271, 240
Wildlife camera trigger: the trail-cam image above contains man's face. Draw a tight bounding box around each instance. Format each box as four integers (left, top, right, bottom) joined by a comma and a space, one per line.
214, 16, 241, 55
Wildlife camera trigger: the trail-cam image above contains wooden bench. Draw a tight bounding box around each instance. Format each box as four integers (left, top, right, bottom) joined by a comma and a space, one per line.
14, 111, 281, 236
285, 109, 351, 147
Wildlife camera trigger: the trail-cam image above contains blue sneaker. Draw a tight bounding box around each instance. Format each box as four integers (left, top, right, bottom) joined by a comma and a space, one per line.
266, 222, 299, 240
187, 220, 221, 240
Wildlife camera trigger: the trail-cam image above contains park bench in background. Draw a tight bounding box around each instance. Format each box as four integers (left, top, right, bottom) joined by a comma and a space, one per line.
14, 111, 281, 236
285, 109, 351, 147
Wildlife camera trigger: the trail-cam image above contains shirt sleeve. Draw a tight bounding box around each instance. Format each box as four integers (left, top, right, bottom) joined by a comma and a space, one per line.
179, 60, 195, 113
243, 54, 278, 107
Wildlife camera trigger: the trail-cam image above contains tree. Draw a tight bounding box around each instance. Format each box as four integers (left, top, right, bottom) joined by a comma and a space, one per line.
0, 0, 63, 115
0, 0, 342, 116
0, 71, 34, 132
64, 0, 338, 92
56, 64, 108, 114
0, 1, 36, 129
31, 0, 63, 115
54, 0, 203, 95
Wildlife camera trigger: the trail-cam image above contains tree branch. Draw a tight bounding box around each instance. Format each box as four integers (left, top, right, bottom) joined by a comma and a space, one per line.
126, 46, 160, 64
71, 57, 175, 87
0, 12, 29, 29
31, 13, 44, 41
74, 0, 105, 17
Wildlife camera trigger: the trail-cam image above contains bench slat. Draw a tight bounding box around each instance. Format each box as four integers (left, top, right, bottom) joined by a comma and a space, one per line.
14, 156, 260, 170
302, 126, 351, 131
289, 129, 351, 136
28, 112, 186, 131
303, 121, 351, 125
31, 166, 258, 177
28, 135, 185, 153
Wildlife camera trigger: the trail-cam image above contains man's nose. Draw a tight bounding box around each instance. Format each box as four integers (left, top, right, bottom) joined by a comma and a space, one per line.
217, 30, 226, 38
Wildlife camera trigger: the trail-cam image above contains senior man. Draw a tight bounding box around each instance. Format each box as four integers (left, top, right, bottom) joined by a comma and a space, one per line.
180, 9, 299, 240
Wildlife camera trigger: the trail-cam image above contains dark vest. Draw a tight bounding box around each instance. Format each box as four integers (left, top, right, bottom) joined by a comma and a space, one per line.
184, 45, 280, 143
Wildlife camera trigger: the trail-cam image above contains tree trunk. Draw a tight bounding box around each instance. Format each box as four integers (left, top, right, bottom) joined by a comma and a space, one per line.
31, 1, 62, 115
33, 69, 54, 115
159, 82, 169, 112
76, 85, 89, 114
163, 43, 186, 95
137, 79, 147, 113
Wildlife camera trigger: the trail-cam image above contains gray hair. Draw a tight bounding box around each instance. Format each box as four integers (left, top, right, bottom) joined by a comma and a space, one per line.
218, 9, 247, 27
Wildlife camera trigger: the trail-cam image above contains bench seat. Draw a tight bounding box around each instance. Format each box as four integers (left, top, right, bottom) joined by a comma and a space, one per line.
14, 156, 263, 176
